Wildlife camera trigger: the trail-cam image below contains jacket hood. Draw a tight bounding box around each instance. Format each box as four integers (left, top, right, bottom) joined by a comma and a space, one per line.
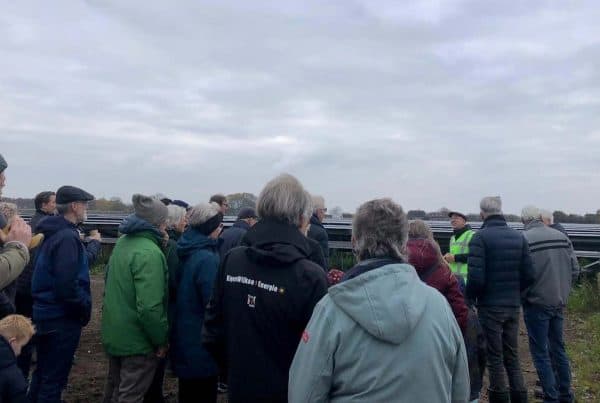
406, 238, 439, 272
118, 214, 163, 239
482, 215, 507, 227
0, 336, 16, 370
242, 219, 310, 266
177, 227, 220, 258
35, 215, 74, 237
329, 263, 427, 344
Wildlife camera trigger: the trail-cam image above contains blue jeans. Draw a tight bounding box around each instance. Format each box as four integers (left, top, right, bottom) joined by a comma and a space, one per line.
28, 318, 82, 403
523, 305, 573, 403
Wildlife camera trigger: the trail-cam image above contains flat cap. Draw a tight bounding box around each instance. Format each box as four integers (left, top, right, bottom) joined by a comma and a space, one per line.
56, 185, 95, 204
0, 154, 7, 173
448, 211, 468, 221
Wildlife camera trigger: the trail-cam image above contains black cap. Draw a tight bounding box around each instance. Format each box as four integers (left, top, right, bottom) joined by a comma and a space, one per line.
0, 154, 7, 173
237, 207, 257, 220
56, 185, 95, 204
448, 211, 467, 221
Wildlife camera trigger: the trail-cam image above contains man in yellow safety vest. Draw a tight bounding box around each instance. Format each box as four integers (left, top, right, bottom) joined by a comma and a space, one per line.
444, 211, 475, 284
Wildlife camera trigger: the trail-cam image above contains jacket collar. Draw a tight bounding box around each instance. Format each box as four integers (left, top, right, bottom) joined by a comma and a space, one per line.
482, 214, 507, 227
524, 219, 544, 231
310, 214, 324, 228
233, 220, 251, 231
453, 224, 472, 238
342, 257, 405, 282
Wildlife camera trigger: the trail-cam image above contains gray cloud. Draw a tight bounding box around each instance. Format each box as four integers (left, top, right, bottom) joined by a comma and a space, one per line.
1, 0, 599, 214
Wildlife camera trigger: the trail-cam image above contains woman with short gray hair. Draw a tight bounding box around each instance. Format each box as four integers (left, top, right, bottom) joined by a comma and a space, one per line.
202, 174, 328, 402
289, 198, 469, 403
351, 198, 407, 263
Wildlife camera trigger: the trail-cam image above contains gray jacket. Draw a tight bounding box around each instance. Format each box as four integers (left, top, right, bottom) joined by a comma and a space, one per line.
289, 263, 470, 403
522, 220, 579, 307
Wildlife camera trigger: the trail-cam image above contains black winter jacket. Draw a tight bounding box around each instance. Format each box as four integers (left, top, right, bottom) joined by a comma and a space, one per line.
307, 214, 329, 270
0, 336, 27, 403
202, 219, 328, 403
466, 215, 535, 307
306, 236, 327, 270
219, 220, 250, 264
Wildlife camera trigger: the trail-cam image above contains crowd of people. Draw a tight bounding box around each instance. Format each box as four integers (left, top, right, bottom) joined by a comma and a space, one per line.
0, 151, 582, 403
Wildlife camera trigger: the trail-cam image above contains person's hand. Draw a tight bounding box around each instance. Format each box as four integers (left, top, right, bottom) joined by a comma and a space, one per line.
156, 345, 169, 358
6, 217, 32, 247
443, 253, 455, 263
88, 230, 101, 242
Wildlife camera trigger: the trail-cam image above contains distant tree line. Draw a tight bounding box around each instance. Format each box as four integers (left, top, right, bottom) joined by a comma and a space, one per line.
407, 208, 600, 224
3, 196, 599, 224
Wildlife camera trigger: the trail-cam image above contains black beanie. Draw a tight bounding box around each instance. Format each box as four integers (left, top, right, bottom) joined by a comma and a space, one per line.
193, 213, 224, 235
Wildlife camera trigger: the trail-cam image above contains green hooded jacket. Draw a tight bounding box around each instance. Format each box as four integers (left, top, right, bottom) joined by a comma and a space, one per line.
101, 215, 168, 356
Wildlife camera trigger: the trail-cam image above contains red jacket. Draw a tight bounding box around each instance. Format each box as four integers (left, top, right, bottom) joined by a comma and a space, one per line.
407, 238, 468, 333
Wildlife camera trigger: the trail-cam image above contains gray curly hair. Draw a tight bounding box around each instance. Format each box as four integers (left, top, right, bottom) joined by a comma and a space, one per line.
352, 198, 408, 261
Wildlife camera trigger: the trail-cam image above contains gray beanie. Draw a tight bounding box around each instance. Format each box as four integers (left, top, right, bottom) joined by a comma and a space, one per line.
132, 194, 168, 227
0, 154, 7, 173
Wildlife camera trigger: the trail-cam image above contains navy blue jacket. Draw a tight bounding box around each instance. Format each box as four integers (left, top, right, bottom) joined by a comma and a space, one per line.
16, 211, 55, 299
172, 227, 220, 379
31, 216, 99, 325
0, 336, 27, 403
307, 214, 329, 270
466, 215, 534, 307
219, 220, 250, 264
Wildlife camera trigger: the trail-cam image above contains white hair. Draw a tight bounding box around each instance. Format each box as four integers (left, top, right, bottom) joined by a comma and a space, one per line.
257, 174, 311, 226
539, 209, 554, 224
353, 198, 407, 261
165, 204, 186, 229
303, 191, 314, 221
188, 202, 221, 227
311, 195, 325, 211
480, 196, 502, 217
521, 205, 540, 223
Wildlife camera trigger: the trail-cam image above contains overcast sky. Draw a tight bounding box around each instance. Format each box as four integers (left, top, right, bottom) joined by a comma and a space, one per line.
2, 0, 599, 215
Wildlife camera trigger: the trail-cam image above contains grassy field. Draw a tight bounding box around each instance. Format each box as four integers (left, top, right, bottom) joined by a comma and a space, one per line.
566, 280, 600, 402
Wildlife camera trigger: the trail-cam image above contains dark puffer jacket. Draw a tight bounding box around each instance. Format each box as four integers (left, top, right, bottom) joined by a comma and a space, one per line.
466, 215, 535, 307
407, 238, 468, 333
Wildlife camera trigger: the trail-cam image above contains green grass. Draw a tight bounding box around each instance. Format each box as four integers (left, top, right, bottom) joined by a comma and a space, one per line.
568, 280, 600, 314
89, 244, 112, 276
567, 279, 600, 401
328, 249, 356, 271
